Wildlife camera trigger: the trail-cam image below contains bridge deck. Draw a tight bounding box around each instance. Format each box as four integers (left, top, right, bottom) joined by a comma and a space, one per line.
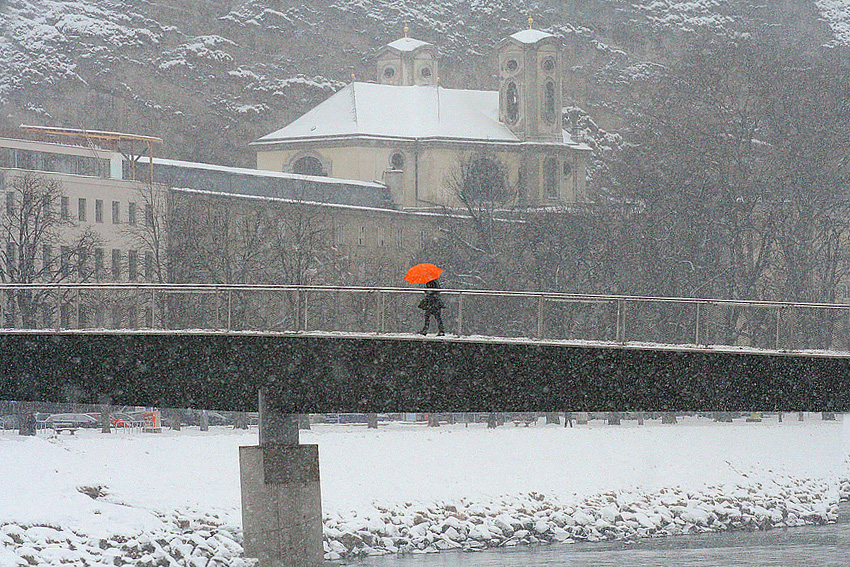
1, 330, 847, 412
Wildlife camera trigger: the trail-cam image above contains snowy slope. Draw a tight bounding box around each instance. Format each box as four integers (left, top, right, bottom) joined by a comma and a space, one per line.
1, 0, 849, 167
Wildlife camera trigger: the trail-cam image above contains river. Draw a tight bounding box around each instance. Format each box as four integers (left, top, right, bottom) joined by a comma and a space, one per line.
349, 502, 849, 567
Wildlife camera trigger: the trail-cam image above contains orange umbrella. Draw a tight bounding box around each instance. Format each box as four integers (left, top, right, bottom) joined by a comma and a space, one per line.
404, 263, 442, 284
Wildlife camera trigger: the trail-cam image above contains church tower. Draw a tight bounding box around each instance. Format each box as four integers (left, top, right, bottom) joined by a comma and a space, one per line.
375, 29, 439, 86
497, 25, 562, 142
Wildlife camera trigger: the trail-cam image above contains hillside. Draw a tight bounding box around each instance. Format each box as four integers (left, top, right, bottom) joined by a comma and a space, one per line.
1, 0, 849, 172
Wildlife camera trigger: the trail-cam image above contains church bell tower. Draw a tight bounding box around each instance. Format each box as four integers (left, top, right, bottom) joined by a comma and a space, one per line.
497, 23, 562, 142
375, 26, 439, 86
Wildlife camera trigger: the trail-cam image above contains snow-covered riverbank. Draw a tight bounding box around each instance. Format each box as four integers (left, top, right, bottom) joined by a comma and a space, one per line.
1, 415, 847, 565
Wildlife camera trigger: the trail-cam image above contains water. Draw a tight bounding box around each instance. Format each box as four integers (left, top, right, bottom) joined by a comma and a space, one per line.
349, 503, 849, 567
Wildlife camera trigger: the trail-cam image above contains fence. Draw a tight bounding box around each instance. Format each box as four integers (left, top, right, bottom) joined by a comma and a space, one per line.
2, 283, 850, 352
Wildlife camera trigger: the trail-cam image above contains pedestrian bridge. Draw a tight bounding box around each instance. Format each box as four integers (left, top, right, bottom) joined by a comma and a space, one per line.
1, 284, 848, 411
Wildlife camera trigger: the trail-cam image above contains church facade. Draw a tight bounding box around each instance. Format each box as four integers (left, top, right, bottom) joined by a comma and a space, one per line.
251, 29, 591, 210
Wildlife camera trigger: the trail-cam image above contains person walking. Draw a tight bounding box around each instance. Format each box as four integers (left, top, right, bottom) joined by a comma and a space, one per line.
418, 278, 445, 335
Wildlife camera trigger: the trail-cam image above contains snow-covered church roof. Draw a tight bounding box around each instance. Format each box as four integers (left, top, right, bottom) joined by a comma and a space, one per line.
384, 37, 431, 52
252, 82, 588, 148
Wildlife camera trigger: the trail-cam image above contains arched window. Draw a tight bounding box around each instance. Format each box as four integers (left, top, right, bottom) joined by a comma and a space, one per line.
390, 152, 404, 170
506, 82, 519, 124
459, 154, 511, 203
544, 157, 558, 199
291, 156, 326, 176
544, 81, 556, 124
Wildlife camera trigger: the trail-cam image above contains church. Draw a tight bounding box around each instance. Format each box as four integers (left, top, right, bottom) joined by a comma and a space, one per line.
251, 27, 591, 210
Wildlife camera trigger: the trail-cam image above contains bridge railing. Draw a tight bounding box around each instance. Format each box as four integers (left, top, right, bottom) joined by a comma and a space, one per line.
1, 283, 850, 352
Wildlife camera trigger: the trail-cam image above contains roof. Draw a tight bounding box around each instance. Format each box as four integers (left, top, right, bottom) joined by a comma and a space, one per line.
253, 82, 589, 150
509, 29, 556, 45
384, 37, 432, 52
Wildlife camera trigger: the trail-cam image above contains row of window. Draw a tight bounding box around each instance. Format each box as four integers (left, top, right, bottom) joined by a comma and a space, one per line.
5, 192, 153, 226
3, 243, 155, 281
338, 225, 427, 249
0, 148, 111, 179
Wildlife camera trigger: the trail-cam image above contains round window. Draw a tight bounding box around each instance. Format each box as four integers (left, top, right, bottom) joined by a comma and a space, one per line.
563, 162, 572, 176
506, 59, 518, 72
383, 66, 395, 79
542, 58, 555, 72
390, 152, 404, 170
420, 67, 432, 78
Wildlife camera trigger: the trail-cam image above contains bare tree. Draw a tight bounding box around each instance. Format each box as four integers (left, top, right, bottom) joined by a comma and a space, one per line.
0, 172, 101, 327
434, 152, 520, 289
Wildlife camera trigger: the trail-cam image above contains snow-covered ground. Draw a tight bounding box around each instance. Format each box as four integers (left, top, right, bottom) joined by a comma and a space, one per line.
1, 414, 848, 565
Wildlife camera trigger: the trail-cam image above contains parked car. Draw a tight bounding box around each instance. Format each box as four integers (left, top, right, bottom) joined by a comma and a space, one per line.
112, 412, 144, 428
0, 415, 19, 430
46, 413, 99, 428
84, 413, 138, 428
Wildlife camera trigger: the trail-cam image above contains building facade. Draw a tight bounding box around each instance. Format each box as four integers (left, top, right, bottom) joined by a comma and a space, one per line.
251, 29, 591, 210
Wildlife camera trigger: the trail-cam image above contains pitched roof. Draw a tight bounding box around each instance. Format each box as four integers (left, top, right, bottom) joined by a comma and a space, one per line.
384, 37, 432, 52
509, 29, 556, 44
253, 82, 589, 149
253, 82, 515, 143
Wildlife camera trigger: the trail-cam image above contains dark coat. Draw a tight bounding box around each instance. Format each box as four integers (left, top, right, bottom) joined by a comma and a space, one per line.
418, 280, 445, 314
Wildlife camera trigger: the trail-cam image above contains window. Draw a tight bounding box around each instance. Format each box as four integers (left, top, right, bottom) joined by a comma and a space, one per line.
506, 82, 519, 124
42, 245, 52, 274
111, 249, 121, 280
42, 195, 51, 220
420, 66, 432, 78
78, 198, 86, 222
544, 81, 556, 124
390, 152, 404, 170
95, 200, 103, 223
563, 162, 572, 176
5, 192, 13, 216
383, 66, 395, 79
358, 226, 365, 246
506, 59, 518, 72
544, 157, 558, 199
144, 251, 153, 281
542, 57, 555, 72
396, 228, 403, 248
5, 242, 15, 274
77, 248, 87, 278
378, 227, 385, 247
94, 248, 104, 280
419, 230, 426, 249
61, 197, 69, 221
292, 156, 326, 176
128, 202, 137, 225
128, 250, 138, 281
60, 246, 71, 277
112, 201, 120, 224
145, 204, 153, 227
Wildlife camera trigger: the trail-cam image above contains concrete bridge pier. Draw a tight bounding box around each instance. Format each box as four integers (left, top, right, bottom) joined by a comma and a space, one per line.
239, 389, 323, 567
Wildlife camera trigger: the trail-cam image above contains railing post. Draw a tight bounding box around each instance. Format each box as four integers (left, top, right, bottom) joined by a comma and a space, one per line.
537, 294, 544, 339
379, 291, 385, 334
615, 299, 622, 342
226, 289, 232, 331
457, 292, 464, 337
150, 289, 156, 329
303, 290, 309, 331
55, 287, 61, 331
294, 289, 300, 331
776, 307, 781, 350
695, 302, 701, 346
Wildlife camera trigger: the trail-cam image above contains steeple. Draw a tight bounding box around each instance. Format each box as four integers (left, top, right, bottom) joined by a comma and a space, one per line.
376, 32, 438, 86
497, 28, 562, 142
